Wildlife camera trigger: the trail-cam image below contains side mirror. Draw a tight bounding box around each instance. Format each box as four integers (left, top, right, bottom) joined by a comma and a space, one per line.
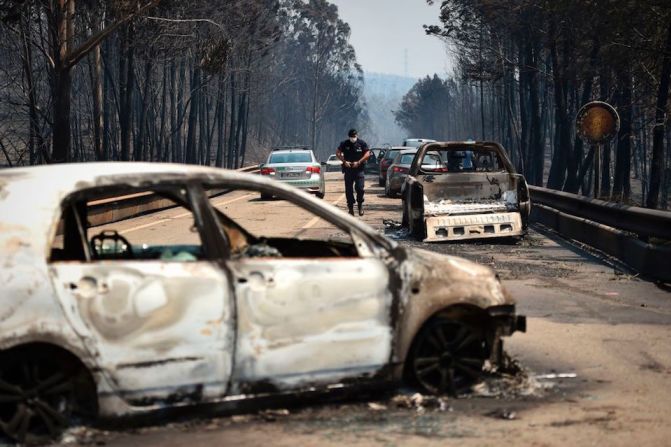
259, 163, 265, 169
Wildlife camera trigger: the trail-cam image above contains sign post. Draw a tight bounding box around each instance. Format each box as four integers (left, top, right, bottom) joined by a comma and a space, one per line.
575, 101, 620, 199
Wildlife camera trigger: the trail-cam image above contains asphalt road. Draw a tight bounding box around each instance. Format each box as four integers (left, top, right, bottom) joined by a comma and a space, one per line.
55, 173, 671, 447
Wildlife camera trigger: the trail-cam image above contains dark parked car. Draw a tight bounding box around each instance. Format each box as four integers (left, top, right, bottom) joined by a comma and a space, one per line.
378, 147, 404, 186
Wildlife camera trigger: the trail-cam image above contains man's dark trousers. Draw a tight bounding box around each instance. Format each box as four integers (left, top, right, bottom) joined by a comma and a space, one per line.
344, 169, 365, 207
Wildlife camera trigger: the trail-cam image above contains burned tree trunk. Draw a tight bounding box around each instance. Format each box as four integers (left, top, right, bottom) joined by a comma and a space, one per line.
647, 23, 671, 209
546, 24, 572, 190
612, 71, 633, 201
118, 26, 135, 161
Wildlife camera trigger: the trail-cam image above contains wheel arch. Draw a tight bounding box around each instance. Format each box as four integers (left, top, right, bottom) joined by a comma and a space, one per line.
0, 341, 100, 442
0, 341, 99, 410
399, 303, 494, 382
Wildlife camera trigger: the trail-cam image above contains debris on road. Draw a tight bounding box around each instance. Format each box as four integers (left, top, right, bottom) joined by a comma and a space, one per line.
485, 408, 517, 420
534, 373, 578, 380
367, 402, 388, 411
383, 219, 410, 239
390, 392, 450, 413
259, 409, 291, 422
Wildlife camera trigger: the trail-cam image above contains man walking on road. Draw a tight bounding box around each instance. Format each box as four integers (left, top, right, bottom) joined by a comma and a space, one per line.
336, 128, 371, 216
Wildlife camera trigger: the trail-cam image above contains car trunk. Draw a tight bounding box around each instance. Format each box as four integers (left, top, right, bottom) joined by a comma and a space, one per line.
417, 172, 524, 241
421, 172, 520, 215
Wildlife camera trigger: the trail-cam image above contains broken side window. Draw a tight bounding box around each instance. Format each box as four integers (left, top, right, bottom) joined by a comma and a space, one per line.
204, 187, 359, 259
50, 185, 208, 263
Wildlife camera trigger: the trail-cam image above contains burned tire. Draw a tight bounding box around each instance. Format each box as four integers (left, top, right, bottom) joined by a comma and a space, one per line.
0, 347, 96, 444
408, 319, 488, 396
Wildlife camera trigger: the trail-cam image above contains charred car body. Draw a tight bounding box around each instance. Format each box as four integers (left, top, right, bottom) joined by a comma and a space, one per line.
402, 142, 531, 242
0, 163, 525, 443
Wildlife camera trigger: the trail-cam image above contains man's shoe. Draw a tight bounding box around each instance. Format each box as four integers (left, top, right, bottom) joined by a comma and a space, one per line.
348, 206, 354, 215
358, 204, 364, 216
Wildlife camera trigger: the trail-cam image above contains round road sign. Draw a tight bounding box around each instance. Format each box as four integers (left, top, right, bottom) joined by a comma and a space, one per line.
576, 101, 620, 144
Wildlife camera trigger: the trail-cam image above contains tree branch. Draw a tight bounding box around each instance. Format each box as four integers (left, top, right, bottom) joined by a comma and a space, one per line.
66, 0, 161, 69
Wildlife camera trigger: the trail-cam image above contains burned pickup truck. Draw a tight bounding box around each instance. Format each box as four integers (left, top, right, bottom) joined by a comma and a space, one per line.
402, 142, 531, 242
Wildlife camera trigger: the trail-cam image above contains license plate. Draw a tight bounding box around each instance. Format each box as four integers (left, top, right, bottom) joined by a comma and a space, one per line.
282, 172, 301, 178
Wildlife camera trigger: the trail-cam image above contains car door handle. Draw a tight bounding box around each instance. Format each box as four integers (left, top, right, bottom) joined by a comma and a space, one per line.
68, 277, 108, 295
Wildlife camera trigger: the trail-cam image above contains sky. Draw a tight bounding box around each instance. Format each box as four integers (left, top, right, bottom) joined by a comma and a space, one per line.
329, 0, 452, 79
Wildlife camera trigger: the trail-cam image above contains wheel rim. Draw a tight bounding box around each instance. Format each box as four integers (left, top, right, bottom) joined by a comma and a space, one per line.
411, 320, 486, 395
0, 357, 74, 443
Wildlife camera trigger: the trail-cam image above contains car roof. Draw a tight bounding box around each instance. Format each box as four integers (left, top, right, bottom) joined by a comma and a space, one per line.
270, 149, 313, 154
0, 162, 393, 263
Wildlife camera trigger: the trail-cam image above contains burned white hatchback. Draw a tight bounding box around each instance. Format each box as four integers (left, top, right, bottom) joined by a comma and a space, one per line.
0, 163, 525, 443
402, 142, 531, 242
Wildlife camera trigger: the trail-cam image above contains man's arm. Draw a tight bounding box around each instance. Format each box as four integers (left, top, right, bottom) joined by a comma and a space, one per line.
352, 143, 371, 168
336, 146, 352, 168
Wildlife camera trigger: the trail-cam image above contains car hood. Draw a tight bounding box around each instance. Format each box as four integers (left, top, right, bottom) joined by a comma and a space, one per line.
399, 247, 513, 309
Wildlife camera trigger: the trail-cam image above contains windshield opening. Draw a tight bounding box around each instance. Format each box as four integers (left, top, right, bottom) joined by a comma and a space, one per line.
419, 148, 504, 173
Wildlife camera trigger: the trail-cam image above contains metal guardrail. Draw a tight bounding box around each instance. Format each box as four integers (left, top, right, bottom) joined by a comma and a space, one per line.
529, 186, 671, 283
529, 186, 671, 240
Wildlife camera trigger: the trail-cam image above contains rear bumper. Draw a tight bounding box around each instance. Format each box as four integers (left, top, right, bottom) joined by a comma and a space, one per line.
423, 212, 524, 242
280, 177, 322, 190
388, 175, 406, 192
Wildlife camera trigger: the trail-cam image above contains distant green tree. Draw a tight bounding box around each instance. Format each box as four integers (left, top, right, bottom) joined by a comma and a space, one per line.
394, 74, 452, 139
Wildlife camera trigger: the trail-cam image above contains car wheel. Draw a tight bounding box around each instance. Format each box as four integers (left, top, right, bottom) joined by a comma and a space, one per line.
378, 177, 385, 187
260, 192, 272, 200
384, 179, 391, 197
0, 349, 96, 444
408, 318, 487, 396
316, 191, 325, 199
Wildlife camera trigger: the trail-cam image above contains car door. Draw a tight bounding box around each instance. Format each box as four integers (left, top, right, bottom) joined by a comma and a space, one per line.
49, 183, 234, 406
229, 256, 392, 390
205, 186, 394, 391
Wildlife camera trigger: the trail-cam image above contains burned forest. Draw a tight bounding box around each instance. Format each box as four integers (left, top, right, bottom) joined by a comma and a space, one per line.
0, 0, 366, 167
391, 0, 671, 209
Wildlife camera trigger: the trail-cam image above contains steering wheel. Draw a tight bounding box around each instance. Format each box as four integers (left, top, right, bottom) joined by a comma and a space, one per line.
90, 230, 134, 260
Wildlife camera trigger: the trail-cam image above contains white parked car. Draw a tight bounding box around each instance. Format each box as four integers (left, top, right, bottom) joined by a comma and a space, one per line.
325, 154, 342, 172
0, 162, 525, 443
402, 138, 436, 148
259, 147, 325, 199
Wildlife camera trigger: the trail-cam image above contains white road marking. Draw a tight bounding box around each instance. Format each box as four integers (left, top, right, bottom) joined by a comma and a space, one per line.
120, 193, 254, 234
301, 193, 346, 229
